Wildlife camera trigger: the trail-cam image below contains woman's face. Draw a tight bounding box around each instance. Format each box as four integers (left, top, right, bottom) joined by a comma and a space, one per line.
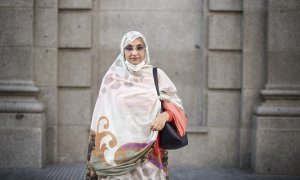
124, 37, 146, 65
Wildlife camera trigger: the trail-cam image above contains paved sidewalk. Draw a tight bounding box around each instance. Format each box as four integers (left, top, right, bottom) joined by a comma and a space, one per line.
0, 163, 299, 180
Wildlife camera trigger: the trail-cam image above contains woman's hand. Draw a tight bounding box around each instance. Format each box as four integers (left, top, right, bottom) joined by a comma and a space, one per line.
150, 111, 169, 131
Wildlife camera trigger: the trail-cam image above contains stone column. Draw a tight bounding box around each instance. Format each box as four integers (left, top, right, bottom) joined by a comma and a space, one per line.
252, 0, 300, 175
240, 0, 266, 169
0, 1, 46, 168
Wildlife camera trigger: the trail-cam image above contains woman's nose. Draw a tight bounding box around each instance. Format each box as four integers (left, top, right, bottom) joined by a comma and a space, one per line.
131, 49, 138, 55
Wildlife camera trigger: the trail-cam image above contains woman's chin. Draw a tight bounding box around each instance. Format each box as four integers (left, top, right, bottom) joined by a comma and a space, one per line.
129, 60, 141, 65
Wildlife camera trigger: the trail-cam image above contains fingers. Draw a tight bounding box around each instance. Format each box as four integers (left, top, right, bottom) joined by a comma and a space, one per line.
150, 118, 166, 131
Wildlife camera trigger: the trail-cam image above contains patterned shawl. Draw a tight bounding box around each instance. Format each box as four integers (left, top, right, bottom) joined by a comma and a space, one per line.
89, 31, 184, 177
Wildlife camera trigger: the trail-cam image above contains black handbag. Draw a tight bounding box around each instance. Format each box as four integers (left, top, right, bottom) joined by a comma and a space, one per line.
153, 67, 188, 149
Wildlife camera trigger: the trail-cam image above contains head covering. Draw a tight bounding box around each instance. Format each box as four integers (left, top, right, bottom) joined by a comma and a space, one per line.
88, 31, 183, 178
120, 31, 150, 65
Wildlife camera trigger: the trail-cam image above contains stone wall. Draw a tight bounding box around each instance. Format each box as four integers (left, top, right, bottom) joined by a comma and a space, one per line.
252, 0, 300, 175
0, 0, 45, 168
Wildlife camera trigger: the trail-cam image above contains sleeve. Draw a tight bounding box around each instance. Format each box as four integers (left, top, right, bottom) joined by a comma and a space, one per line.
157, 68, 184, 110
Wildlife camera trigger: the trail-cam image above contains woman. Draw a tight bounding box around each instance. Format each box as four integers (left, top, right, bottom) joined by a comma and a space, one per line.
86, 31, 187, 180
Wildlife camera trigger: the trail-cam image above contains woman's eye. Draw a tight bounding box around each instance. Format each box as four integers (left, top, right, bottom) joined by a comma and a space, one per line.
125, 46, 133, 51
136, 45, 144, 50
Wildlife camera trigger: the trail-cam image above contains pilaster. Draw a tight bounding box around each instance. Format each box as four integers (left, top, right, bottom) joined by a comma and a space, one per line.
251, 0, 300, 175
0, 1, 46, 168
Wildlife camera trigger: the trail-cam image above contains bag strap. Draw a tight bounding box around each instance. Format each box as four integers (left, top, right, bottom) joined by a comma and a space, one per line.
153, 67, 160, 96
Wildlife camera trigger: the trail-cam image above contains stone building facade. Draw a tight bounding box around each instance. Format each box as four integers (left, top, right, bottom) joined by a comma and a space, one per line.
0, 0, 299, 176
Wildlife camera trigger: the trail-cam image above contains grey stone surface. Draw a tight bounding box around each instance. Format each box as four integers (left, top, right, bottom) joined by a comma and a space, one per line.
0, 0, 33, 7
34, 48, 57, 86
34, 8, 58, 47
252, 117, 300, 175
58, 50, 91, 87
38, 86, 58, 126
46, 126, 57, 164
268, 52, 300, 86
209, 0, 242, 11
240, 90, 260, 128
268, 11, 300, 51
58, 12, 92, 48
36, 0, 57, 8
242, 0, 266, 90
242, 52, 265, 89
207, 91, 241, 128
59, 0, 92, 9
58, 89, 91, 125
268, 0, 300, 10
208, 51, 242, 89
99, 0, 203, 11
58, 125, 89, 163
243, 0, 266, 51
267, 7, 300, 86
239, 128, 252, 168
240, 1, 266, 169
170, 128, 239, 167
0, 47, 33, 81
98, 11, 202, 49
0, 113, 45, 168
0, 7, 33, 47
209, 13, 242, 50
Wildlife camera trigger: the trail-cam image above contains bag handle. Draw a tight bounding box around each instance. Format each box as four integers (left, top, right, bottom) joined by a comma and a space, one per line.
153, 67, 160, 96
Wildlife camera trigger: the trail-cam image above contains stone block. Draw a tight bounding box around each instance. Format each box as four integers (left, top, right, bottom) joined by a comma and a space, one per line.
46, 126, 57, 163
58, 89, 91, 125
99, 11, 202, 50
242, 0, 266, 89
0, 113, 46, 168
242, 51, 265, 89
58, 50, 91, 87
99, 0, 202, 11
0, 0, 33, 7
268, 51, 300, 86
34, 8, 58, 47
0, 47, 33, 81
209, 14, 242, 50
243, 0, 266, 11
268, 0, 300, 11
58, 12, 92, 48
267, 1, 300, 86
208, 52, 241, 89
239, 128, 252, 168
209, 0, 242, 11
169, 127, 239, 167
268, 11, 300, 51
252, 117, 300, 175
0, 7, 33, 46
34, 48, 57, 86
168, 133, 209, 167
38, 86, 58, 126
59, 0, 92, 9
58, 125, 89, 163
240, 89, 260, 128
243, 4, 266, 51
207, 91, 241, 128
35, 0, 57, 8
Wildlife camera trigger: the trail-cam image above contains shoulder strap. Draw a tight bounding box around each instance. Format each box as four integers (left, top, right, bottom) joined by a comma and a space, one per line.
153, 67, 160, 96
